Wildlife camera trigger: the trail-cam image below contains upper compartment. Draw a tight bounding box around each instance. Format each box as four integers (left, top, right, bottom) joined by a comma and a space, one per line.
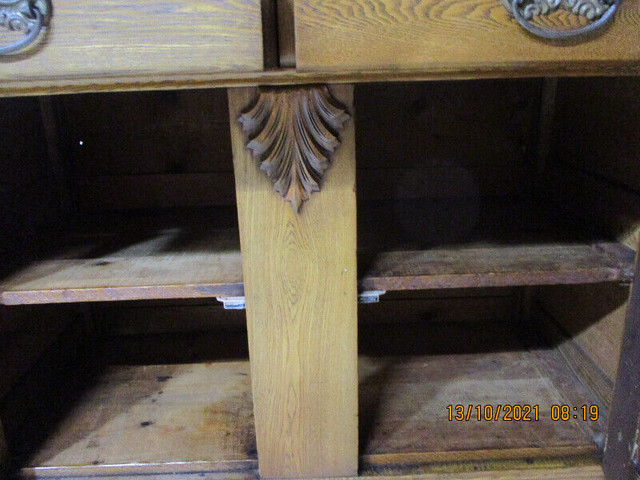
293, 0, 640, 73
0, 0, 265, 87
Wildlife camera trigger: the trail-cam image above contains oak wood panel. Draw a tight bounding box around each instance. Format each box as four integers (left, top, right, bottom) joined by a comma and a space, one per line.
229, 85, 358, 478
0, 0, 263, 84
294, 0, 640, 71
5, 65, 640, 97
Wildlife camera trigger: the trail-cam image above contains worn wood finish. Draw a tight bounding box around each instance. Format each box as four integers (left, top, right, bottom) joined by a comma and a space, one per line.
0, 209, 243, 305
603, 251, 640, 479
20, 362, 257, 478
0, 0, 263, 84
1, 210, 634, 305
12, 465, 609, 479
15, 318, 605, 479
358, 321, 603, 466
5, 64, 640, 98
229, 85, 358, 478
294, 0, 640, 71
360, 243, 635, 291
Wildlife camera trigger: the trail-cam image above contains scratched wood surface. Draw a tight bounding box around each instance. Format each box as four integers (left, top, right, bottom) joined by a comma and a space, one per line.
0, 204, 635, 304
14, 319, 605, 478
0, 0, 263, 83
21, 362, 257, 478
16, 466, 606, 479
294, 0, 640, 71
0, 208, 243, 305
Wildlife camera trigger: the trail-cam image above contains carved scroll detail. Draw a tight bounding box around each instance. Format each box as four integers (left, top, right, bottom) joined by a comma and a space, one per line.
238, 86, 350, 213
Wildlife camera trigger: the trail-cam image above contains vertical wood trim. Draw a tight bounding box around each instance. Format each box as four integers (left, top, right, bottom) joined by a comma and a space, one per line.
603, 248, 640, 480
277, 0, 296, 67
229, 85, 358, 479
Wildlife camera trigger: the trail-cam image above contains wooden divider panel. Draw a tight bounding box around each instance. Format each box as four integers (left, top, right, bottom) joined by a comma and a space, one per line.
228, 85, 358, 478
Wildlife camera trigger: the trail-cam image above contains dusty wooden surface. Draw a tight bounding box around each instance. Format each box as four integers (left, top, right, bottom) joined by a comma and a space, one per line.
21, 362, 257, 477
360, 243, 635, 291
230, 85, 358, 478
0, 0, 263, 84
0, 209, 243, 305
15, 319, 606, 478
295, 0, 640, 71
16, 465, 606, 479
0, 207, 634, 305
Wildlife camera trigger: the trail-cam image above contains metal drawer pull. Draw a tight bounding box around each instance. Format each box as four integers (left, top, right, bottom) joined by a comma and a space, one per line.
0, 0, 51, 55
504, 0, 618, 39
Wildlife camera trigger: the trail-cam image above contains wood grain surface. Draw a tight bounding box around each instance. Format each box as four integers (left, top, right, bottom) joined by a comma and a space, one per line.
295, 0, 640, 71
0, 0, 264, 83
0, 207, 634, 304
16, 320, 606, 478
229, 85, 358, 478
360, 243, 635, 291
21, 362, 258, 477
0, 209, 244, 305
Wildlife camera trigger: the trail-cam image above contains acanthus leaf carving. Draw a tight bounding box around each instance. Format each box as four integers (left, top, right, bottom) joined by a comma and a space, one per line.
238, 86, 350, 213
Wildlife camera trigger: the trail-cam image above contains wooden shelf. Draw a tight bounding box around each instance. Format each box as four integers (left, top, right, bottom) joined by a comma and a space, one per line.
0, 209, 243, 305
0, 205, 634, 305
15, 321, 603, 478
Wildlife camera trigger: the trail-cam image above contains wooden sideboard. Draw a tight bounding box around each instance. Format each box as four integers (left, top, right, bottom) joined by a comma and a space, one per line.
1, 1, 640, 479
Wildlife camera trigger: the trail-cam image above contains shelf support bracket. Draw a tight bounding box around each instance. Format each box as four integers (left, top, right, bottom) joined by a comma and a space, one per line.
217, 291, 386, 310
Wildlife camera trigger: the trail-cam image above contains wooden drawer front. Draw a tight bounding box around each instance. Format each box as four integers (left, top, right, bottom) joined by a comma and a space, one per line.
294, 0, 640, 72
1, 0, 263, 81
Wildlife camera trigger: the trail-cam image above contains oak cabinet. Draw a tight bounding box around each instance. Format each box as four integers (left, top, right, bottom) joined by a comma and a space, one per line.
1, 3, 640, 480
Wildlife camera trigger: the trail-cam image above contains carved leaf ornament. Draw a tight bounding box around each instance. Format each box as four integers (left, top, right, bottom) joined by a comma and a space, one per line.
238, 86, 350, 213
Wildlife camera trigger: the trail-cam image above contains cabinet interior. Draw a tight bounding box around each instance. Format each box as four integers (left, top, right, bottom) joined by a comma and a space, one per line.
0, 77, 638, 478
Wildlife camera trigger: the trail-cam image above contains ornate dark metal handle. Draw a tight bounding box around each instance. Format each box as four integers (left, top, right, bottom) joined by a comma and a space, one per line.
0, 0, 52, 55
504, 0, 618, 39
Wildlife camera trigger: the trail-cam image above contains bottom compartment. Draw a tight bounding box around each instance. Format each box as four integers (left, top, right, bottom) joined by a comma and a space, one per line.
0, 293, 612, 479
